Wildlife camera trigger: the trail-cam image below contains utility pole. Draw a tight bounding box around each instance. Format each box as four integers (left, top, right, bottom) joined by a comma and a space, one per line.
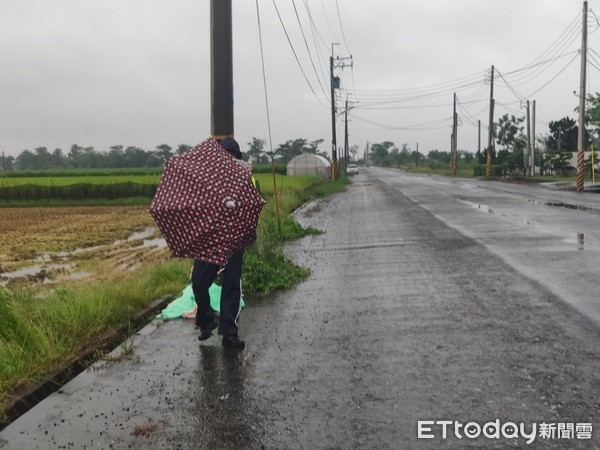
531, 100, 536, 176
577, 1, 588, 192
526, 100, 531, 177
210, 0, 234, 139
486, 65, 495, 178
330, 44, 352, 180
451, 93, 458, 175
344, 98, 349, 173
478, 120, 481, 161
416, 142, 419, 167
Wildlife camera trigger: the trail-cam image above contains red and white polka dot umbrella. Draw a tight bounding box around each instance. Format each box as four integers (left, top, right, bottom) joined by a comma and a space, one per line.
149, 138, 266, 266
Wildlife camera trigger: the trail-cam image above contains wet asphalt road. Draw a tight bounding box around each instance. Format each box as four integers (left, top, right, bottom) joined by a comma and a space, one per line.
2, 167, 600, 449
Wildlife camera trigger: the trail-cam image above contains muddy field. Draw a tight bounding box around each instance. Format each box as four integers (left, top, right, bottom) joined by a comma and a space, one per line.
0, 206, 169, 288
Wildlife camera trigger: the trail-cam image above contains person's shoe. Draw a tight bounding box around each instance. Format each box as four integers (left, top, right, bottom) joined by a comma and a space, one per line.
197, 318, 218, 341
222, 336, 245, 349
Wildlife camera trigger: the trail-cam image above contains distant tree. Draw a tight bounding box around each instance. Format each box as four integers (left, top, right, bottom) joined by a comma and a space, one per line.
124, 146, 150, 167
305, 139, 324, 154
427, 149, 451, 164
459, 151, 475, 164
247, 137, 266, 164
547, 150, 574, 176
155, 144, 173, 163
51, 148, 66, 168
1, 153, 15, 171
494, 114, 527, 174
547, 117, 579, 152
107, 145, 126, 167
349, 144, 359, 162
370, 141, 395, 166
176, 144, 193, 155
33, 147, 53, 169
496, 114, 526, 152
15, 150, 36, 170
275, 138, 309, 163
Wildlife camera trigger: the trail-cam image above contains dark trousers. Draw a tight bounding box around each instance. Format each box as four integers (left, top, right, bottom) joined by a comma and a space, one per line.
191, 251, 244, 338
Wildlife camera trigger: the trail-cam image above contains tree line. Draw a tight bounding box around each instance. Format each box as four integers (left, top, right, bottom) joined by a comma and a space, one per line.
0, 138, 340, 172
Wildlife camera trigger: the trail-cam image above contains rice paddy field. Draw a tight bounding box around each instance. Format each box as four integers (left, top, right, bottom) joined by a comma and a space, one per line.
0, 205, 169, 288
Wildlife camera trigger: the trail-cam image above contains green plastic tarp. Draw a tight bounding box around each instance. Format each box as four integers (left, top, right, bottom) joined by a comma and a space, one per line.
156, 283, 245, 320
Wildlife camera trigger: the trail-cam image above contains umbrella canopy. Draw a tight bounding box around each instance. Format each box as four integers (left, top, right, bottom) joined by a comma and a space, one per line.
149, 138, 266, 265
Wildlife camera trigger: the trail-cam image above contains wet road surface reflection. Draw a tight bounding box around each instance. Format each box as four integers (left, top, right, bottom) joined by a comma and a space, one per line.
191, 344, 263, 448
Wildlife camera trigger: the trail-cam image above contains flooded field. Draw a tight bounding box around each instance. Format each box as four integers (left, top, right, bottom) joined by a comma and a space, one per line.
0, 206, 169, 288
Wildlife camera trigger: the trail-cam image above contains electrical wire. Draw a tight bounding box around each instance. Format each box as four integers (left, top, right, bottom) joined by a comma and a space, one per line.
501, 12, 580, 85
335, 0, 351, 56
271, 0, 329, 108
349, 112, 452, 131
496, 69, 526, 102
302, 0, 329, 84
291, 0, 329, 98
523, 52, 580, 98
255, 0, 281, 226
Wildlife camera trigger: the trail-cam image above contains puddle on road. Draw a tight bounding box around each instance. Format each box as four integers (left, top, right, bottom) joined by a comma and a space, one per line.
456, 198, 494, 214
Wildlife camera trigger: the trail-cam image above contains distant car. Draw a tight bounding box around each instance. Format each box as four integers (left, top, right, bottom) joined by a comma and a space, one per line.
347, 163, 359, 175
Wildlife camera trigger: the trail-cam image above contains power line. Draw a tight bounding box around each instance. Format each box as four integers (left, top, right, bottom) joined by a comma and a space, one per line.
255, 0, 274, 154
523, 52, 580, 99
291, 0, 329, 98
496, 69, 526, 102
349, 112, 452, 131
335, 0, 351, 56
271, 0, 329, 108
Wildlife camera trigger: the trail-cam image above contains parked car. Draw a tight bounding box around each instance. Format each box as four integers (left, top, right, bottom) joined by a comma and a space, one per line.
347, 163, 359, 175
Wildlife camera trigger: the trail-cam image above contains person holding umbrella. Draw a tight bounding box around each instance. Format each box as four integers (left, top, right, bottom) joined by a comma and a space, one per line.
149, 137, 265, 350
193, 137, 251, 349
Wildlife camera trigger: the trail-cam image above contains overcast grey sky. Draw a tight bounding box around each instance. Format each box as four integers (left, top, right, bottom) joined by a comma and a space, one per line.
1, 0, 598, 158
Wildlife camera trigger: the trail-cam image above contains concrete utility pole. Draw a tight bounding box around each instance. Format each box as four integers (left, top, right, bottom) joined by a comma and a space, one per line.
416, 142, 419, 167
330, 44, 352, 180
451, 93, 458, 175
486, 65, 495, 178
531, 100, 536, 176
211, 0, 234, 139
577, 1, 588, 192
478, 120, 481, 159
526, 100, 531, 176
344, 98, 349, 172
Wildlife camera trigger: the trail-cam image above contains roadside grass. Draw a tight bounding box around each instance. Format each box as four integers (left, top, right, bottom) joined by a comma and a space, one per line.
0, 174, 347, 423
0, 258, 190, 421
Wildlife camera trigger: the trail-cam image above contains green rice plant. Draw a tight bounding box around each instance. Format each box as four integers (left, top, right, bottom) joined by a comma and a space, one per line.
0, 175, 160, 188
0, 168, 162, 179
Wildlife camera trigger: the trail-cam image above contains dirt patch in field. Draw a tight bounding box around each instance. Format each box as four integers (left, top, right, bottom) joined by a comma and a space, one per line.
0, 206, 169, 288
